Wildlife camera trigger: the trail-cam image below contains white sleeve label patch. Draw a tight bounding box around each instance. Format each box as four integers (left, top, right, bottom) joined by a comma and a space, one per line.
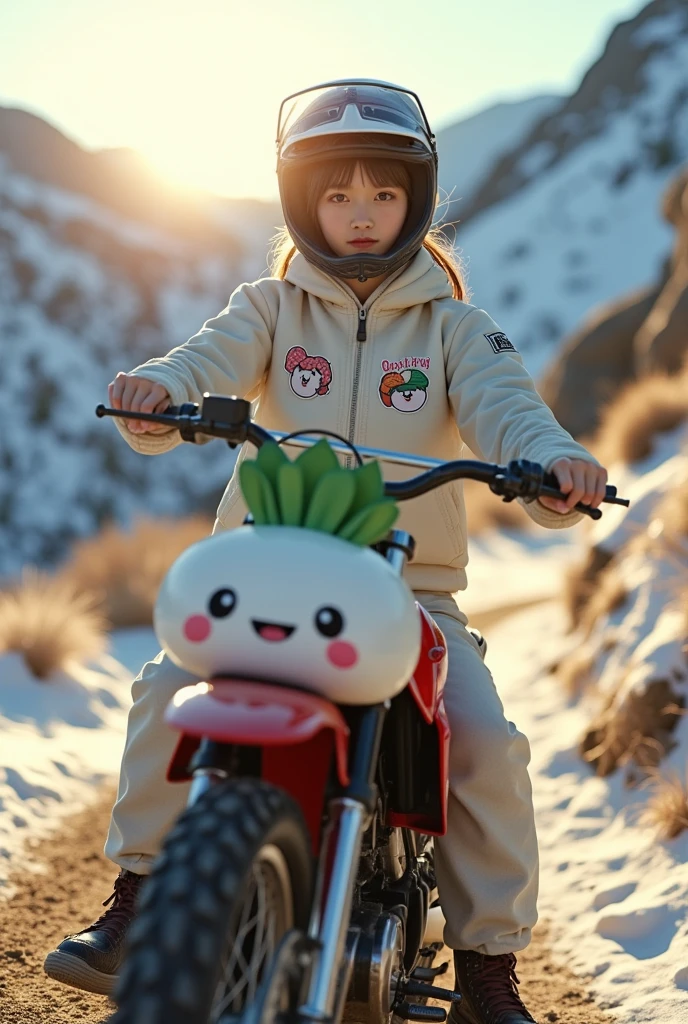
484, 332, 517, 354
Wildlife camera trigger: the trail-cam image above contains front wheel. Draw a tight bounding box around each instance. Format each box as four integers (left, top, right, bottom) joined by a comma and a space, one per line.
112, 778, 313, 1024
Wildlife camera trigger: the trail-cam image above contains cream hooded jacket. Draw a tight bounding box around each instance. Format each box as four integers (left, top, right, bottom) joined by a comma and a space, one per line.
114, 247, 597, 592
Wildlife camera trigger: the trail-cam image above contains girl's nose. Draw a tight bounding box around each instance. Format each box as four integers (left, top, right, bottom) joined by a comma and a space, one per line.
351, 207, 373, 228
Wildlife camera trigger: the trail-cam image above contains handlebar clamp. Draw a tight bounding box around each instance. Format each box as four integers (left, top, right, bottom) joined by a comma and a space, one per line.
491, 459, 544, 503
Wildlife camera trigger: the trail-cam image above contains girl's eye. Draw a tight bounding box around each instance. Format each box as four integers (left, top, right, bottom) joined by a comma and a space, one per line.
208, 588, 237, 618
377, 192, 395, 201
328, 193, 348, 203
314, 606, 344, 638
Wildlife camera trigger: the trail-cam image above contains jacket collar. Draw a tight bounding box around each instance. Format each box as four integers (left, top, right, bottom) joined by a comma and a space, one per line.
284, 246, 454, 311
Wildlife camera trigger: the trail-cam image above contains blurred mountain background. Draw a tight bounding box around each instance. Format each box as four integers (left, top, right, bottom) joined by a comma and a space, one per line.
0, 0, 686, 575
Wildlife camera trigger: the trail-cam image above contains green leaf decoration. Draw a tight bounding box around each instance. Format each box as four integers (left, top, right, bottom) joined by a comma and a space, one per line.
295, 438, 340, 505
239, 462, 280, 525
238, 439, 400, 547
348, 460, 385, 520
277, 461, 304, 526
338, 499, 399, 546
304, 469, 356, 533
260, 470, 280, 525
239, 462, 269, 524
256, 442, 288, 489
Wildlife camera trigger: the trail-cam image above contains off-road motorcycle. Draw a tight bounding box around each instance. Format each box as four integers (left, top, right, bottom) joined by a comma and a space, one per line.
97, 394, 628, 1024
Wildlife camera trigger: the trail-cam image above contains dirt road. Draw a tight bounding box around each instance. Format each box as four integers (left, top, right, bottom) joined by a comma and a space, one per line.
0, 786, 615, 1023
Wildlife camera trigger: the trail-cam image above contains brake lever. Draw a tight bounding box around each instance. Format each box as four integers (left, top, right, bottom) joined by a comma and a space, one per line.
540, 471, 630, 521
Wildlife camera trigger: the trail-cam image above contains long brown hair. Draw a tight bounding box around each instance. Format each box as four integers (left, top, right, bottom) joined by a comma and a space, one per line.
268, 155, 467, 300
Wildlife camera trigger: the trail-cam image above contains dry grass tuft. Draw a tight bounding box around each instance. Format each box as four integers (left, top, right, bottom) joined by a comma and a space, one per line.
577, 566, 628, 640
592, 362, 688, 466
0, 568, 108, 679
59, 516, 213, 629
638, 767, 688, 840
556, 646, 599, 698
463, 480, 531, 534
654, 478, 688, 545
580, 677, 685, 779
562, 546, 615, 630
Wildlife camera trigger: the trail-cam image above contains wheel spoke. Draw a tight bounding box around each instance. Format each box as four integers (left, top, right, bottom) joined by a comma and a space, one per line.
210, 848, 291, 1022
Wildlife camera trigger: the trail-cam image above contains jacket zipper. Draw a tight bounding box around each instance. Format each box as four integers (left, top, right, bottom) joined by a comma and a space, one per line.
356, 307, 367, 342
348, 308, 367, 454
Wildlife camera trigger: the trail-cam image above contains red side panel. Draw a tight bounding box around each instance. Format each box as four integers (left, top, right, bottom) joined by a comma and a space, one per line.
407, 603, 449, 723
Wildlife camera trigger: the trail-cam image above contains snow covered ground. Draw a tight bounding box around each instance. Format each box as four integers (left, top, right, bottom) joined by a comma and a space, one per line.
0, 629, 159, 892
491, 601, 688, 1023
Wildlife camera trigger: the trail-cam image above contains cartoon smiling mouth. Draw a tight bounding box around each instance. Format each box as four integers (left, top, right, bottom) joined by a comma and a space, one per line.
301, 375, 310, 387
251, 619, 296, 642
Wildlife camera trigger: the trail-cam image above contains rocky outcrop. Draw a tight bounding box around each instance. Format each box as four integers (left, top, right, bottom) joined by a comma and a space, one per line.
449, 0, 688, 231
636, 167, 688, 374
540, 165, 688, 437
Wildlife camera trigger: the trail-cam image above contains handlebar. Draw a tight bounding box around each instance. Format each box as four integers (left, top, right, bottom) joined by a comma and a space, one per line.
95, 394, 630, 521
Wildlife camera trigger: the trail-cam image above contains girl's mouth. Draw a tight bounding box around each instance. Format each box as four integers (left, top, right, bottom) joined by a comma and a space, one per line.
348, 240, 377, 249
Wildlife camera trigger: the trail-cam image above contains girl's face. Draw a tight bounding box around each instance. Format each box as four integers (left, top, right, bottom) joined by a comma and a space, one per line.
316, 163, 409, 259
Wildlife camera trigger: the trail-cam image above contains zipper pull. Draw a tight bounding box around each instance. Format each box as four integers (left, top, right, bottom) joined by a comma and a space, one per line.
357, 308, 367, 342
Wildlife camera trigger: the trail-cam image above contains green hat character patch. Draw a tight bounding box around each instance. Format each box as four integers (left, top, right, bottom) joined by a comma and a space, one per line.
379, 369, 429, 412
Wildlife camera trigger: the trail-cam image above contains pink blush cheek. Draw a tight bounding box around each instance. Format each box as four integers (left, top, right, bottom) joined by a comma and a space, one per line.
327, 641, 358, 669
184, 615, 211, 643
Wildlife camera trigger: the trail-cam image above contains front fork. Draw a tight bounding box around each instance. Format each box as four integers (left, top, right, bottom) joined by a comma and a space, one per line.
300, 703, 388, 1022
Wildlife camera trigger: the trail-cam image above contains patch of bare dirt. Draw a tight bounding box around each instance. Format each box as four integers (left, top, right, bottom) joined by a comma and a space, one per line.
0, 789, 616, 1022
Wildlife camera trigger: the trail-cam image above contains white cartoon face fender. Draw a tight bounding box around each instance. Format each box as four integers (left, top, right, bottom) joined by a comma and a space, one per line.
379, 369, 428, 412
154, 527, 421, 705
285, 345, 332, 399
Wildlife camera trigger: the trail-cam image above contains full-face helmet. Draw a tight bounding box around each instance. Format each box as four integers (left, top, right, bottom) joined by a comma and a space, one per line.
276, 79, 437, 282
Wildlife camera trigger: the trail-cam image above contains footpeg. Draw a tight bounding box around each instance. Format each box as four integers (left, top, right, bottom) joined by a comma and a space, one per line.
411, 962, 449, 981
402, 980, 461, 1002
395, 1003, 447, 1021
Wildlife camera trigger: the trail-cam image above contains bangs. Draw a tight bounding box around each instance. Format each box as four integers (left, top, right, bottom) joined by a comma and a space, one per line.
311, 157, 412, 194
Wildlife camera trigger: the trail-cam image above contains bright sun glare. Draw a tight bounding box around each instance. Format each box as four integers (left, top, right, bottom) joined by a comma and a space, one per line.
1, 0, 645, 199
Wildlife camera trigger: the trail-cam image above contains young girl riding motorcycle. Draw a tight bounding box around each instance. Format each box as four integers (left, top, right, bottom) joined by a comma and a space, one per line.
45, 80, 608, 1024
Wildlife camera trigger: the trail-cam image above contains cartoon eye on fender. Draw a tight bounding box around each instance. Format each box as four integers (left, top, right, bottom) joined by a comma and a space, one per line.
208, 588, 237, 618
314, 606, 344, 637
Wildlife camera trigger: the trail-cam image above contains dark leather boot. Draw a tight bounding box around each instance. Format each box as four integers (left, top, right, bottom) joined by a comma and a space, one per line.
449, 950, 537, 1024
43, 869, 144, 996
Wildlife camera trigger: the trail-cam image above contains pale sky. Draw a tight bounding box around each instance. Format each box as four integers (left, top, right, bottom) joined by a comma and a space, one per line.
0, 0, 647, 199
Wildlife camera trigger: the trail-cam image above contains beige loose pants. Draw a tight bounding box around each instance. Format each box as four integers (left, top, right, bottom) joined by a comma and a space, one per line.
105, 590, 538, 955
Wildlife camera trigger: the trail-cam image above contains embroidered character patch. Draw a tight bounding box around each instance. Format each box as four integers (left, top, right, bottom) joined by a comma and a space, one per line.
379, 368, 429, 412
285, 346, 332, 399
484, 331, 516, 354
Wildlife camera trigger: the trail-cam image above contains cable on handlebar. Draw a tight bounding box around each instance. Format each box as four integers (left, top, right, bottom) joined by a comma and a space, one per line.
277, 430, 364, 467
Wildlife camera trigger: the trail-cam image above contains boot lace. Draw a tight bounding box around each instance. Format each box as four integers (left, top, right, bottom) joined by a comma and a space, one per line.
464, 952, 536, 1024
78, 870, 142, 942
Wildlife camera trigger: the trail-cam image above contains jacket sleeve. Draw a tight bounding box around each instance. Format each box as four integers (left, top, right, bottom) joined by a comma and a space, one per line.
445, 306, 600, 529
113, 279, 276, 455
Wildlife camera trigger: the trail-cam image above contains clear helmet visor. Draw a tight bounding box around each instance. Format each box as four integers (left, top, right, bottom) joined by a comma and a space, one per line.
277, 80, 433, 154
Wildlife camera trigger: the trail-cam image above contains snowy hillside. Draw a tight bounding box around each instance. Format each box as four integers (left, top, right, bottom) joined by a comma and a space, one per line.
0, 161, 242, 576
434, 94, 562, 224
455, 0, 688, 377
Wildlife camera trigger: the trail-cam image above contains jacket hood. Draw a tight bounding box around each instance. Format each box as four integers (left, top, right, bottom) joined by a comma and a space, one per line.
284, 245, 454, 310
